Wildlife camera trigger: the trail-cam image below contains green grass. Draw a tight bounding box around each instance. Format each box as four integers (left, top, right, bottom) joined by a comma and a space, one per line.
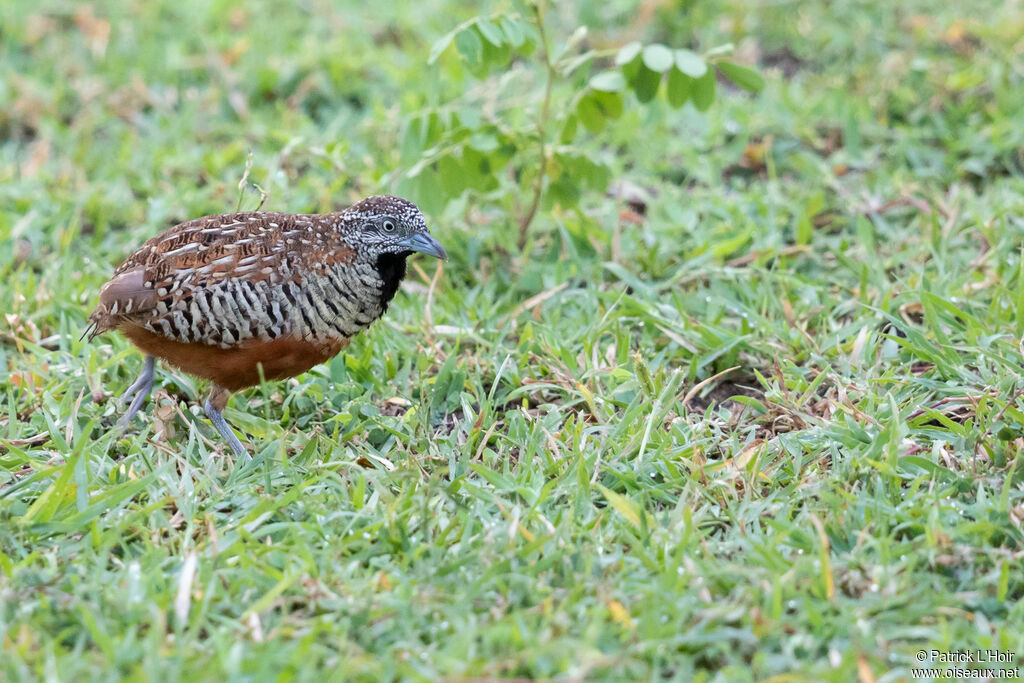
3, 0, 1024, 679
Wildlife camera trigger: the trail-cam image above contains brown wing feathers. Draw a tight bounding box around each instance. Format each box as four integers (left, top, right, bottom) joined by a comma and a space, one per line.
87, 213, 323, 344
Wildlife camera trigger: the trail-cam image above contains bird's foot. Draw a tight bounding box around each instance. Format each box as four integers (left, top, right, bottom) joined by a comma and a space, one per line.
117, 355, 156, 428
203, 398, 250, 461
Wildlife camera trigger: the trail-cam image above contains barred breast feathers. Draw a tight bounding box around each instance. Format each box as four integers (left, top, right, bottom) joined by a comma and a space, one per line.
85, 211, 383, 348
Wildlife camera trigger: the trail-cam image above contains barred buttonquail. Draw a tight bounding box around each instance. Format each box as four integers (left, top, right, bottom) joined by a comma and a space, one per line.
85, 195, 447, 457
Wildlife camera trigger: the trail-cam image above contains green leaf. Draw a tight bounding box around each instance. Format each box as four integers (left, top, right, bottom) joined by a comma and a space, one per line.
546, 175, 581, 207
500, 16, 526, 47
796, 191, 824, 245
479, 35, 511, 71
560, 51, 599, 77
461, 148, 499, 191
589, 70, 626, 92
595, 484, 651, 530
631, 64, 661, 103
467, 132, 498, 152
576, 92, 606, 134
584, 157, 611, 190
428, 31, 456, 64
674, 48, 707, 78
516, 23, 539, 56
475, 18, 504, 47
423, 111, 444, 147
615, 41, 643, 66
704, 42, 735, 58
63, 476, 156, 527
408, 167, 445, 216
489, 133, 516, 167
717, 61, 765, 92
243, 573, 299, 620
438, 153, 469, 197
642, 44, 674, 73
399, 118, 425, 162
900, 455, 957, 482
796, 208, 813, 245
22, 458, 77, 523
692, 68, 716, 110
469, 462, 516, 491
560, 114, 578, 143
592, 89, 623, 120
711, 225, 750, 258
454, 27, 483, 68
666, 67, 693, 108
575, 89, 623, 134
553, 150, 611, 191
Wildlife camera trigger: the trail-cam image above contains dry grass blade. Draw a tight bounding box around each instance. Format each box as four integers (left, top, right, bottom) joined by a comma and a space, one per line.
683, 366, 741, 406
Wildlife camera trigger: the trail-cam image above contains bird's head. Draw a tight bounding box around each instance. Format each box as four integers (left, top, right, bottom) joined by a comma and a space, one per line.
345, 195, 447, 262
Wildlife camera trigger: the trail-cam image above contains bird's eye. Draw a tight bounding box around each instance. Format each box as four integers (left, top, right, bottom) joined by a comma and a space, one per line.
382, 220, 396, 232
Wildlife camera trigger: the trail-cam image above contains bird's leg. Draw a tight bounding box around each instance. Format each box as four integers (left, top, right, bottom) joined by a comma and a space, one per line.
117, 355, 156, 427
203, 384, 248, 460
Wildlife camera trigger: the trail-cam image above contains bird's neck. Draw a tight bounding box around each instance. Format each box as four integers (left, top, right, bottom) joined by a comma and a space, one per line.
375, 252, 410, 310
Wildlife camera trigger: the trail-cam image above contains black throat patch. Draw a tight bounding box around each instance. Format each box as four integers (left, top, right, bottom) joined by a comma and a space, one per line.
375, 251, 411, 311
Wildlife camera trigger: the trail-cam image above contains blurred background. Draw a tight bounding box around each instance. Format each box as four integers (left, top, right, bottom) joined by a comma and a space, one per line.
4, 0, 1022, 275
2, 0, 1024, 679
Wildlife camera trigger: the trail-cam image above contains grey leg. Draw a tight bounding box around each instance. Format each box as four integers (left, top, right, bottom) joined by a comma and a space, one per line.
117, 355, 156, 427
203, 385, 249, 460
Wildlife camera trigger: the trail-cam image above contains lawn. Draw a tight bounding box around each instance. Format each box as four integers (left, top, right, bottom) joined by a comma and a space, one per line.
2, 0, 1024, 679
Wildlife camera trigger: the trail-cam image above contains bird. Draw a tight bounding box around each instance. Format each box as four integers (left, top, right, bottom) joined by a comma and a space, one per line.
84, 195, 447, 458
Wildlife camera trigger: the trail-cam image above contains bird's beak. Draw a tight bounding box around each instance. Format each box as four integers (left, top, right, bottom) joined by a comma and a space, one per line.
400, 232, 448, 261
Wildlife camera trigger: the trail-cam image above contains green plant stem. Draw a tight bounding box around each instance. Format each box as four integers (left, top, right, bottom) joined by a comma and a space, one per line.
518, 3, 555, 251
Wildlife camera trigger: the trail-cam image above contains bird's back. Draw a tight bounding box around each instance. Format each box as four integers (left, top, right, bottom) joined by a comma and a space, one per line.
87, 211, 386, 351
